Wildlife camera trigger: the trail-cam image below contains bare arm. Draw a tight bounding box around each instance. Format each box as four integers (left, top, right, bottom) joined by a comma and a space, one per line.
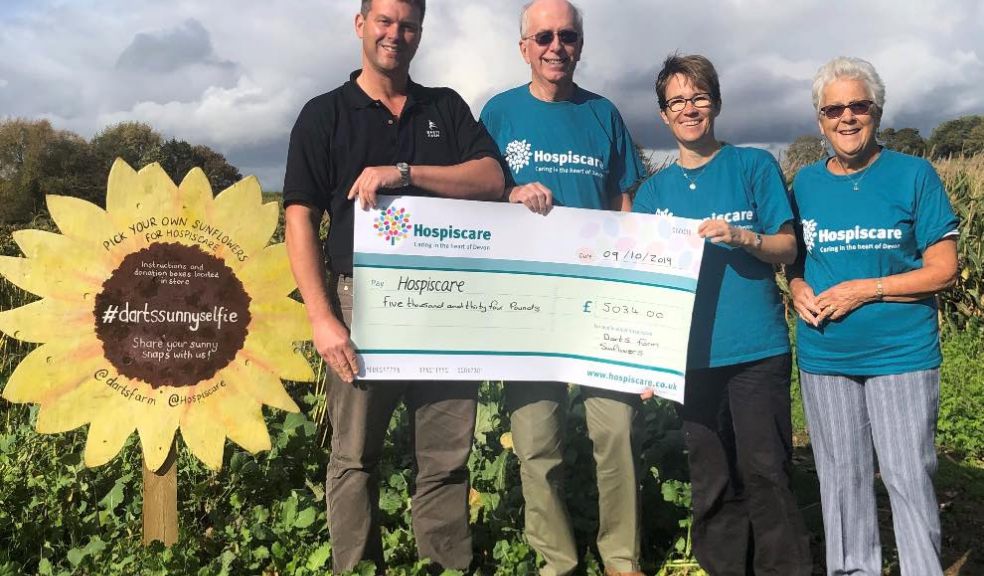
698, 221, 798, 265
611, 192, 632, 212
815, 238, 958, 322
347, 157, 504, 208
284, 203, 359, 382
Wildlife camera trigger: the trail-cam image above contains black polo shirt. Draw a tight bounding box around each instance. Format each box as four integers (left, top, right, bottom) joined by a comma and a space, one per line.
283, 70, 501, 275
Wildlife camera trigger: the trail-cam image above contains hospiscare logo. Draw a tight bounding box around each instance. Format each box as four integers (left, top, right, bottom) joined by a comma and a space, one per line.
801, 218, 902, 253
374, 207, 412, 245
504, 139, 605, 174
374, 206, 493, 246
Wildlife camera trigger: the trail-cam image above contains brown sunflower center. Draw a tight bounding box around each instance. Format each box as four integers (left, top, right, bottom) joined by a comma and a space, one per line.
94, 242, 251, 389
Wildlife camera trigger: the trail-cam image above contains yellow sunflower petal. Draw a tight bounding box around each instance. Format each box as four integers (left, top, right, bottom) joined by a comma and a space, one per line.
214, 202, 278, 268
12, 229, 111, 286
0, 256, 64, 299
179, 405, 226, 470
107, 161, 174, 229
2, 341, 103, 404
217, 396, 271, 454
46, 195, 114, 242
0, 298, 94, 343
211, 176, 279, 258
236, 244, 298, 296
104, 159, 141, 215
226, 358, 300, 413
173, 168, 214, 223
84, 410, 137, 467
35, 378, 113, 433
136, 413, 180, 471
249, 298, 312, 342
240, 331, 316, 382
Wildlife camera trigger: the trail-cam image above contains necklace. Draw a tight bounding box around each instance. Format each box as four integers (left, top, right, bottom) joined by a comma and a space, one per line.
677, 145, 721, 190
833, 155, 875, 191
678, 164, 704, 190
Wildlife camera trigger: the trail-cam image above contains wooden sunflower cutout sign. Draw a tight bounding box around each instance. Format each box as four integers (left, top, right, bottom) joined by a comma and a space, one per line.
0, 159, 315, 470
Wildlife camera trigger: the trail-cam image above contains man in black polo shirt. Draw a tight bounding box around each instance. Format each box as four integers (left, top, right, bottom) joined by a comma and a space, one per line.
282, 0, 503, 573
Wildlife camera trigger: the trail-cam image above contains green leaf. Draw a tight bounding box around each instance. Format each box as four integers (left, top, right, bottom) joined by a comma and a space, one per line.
294, 507, 317, 529
83, 536, 106, 556
98, 475, 128, 512
280, 496, 299, 528
283, 413, 310, 434
379, 490, 403, 514
66, 547, 85, 566
306, 543, 331, 570
37, 558, 53, 576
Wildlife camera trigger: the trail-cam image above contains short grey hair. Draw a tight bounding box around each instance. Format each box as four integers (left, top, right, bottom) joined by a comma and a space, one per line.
520, 0, 583, 37
811, 56, 885, 112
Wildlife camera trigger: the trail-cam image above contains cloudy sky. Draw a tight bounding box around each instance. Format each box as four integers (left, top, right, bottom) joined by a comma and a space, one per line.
1, 0, 982, 190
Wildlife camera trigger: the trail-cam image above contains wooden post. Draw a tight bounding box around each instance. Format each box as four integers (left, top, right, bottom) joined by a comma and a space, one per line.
143, 441, 178, 546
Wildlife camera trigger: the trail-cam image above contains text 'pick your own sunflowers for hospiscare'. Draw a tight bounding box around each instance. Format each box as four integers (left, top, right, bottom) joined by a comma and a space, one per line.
0, 159, 315, 471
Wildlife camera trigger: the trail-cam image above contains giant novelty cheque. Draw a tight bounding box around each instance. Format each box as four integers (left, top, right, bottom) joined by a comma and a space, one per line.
352, 196, 705, 403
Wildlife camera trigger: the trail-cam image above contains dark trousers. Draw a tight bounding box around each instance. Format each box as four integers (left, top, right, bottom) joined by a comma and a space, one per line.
679, 353, 812, 576
326, 275, 478, 574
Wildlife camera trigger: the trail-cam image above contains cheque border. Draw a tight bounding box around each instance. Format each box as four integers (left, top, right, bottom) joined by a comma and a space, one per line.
357, 349, 686, 377
353, 253, 698, 292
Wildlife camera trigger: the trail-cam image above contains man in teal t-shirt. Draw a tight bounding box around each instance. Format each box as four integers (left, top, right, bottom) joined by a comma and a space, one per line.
479, 1, 645, 574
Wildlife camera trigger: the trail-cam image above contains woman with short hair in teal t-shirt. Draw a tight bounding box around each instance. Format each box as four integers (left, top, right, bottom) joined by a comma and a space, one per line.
633, 54, 812, 576
789, 56, 959, 576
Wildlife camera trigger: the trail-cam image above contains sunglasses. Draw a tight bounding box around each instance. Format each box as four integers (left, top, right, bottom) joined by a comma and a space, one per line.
524, 29, 580, 46
819, 100, 876, 119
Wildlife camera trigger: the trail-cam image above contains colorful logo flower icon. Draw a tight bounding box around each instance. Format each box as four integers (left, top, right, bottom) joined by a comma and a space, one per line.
374, 206, 412, 245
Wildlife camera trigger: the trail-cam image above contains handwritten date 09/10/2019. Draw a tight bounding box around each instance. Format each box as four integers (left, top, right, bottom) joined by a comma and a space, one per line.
601, 250, 673, 266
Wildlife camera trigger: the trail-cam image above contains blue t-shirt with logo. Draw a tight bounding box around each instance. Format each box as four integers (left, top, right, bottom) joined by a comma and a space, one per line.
792, 149, 958, 376
633, 145, 793, 369
480, 84, 644, 209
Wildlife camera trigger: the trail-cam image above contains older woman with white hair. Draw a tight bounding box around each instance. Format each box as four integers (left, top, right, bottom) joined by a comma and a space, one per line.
788, 56, 959, 575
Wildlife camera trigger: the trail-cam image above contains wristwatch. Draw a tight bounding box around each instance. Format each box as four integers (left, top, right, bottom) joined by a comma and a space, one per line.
754, 232, 763, 250
396, 162, 411, 187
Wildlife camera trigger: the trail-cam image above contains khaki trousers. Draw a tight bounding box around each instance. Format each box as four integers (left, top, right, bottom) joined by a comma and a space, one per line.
506, 382, 643, 575
325, 275, 478, 574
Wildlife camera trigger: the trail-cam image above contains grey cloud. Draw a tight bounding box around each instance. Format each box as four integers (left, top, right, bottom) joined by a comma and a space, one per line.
106, 19, 240, 110
116, 19, 235, 74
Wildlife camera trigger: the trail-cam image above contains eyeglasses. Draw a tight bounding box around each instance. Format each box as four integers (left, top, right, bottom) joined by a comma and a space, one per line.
819, 100, 875, 119
523, 29, 580, 46
664, 94, 713, 113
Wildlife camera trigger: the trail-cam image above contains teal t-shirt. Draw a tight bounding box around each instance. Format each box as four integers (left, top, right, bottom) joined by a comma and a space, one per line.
479, 84, 644, 209
792, 149, 959, 376
633, 145, 793, 369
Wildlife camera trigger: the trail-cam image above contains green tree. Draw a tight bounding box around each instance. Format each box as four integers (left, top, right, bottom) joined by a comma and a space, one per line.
965, 122, 984, 157
879, 127, 926, 156
0, 119, 55, 223
40, 130, 103, 205
90, 121, 163, 171
139, 139, 242, 193
781, 135, 826, 179
927, 115, 984, 159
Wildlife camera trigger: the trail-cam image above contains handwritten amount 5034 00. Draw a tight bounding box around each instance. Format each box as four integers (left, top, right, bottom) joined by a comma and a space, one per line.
602, 250, 672, 267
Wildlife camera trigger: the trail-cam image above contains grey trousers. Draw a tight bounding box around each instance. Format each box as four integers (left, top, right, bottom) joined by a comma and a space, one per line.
506, 382, 643, 575
800, 369, 943, 576
325, 275, 478, 574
